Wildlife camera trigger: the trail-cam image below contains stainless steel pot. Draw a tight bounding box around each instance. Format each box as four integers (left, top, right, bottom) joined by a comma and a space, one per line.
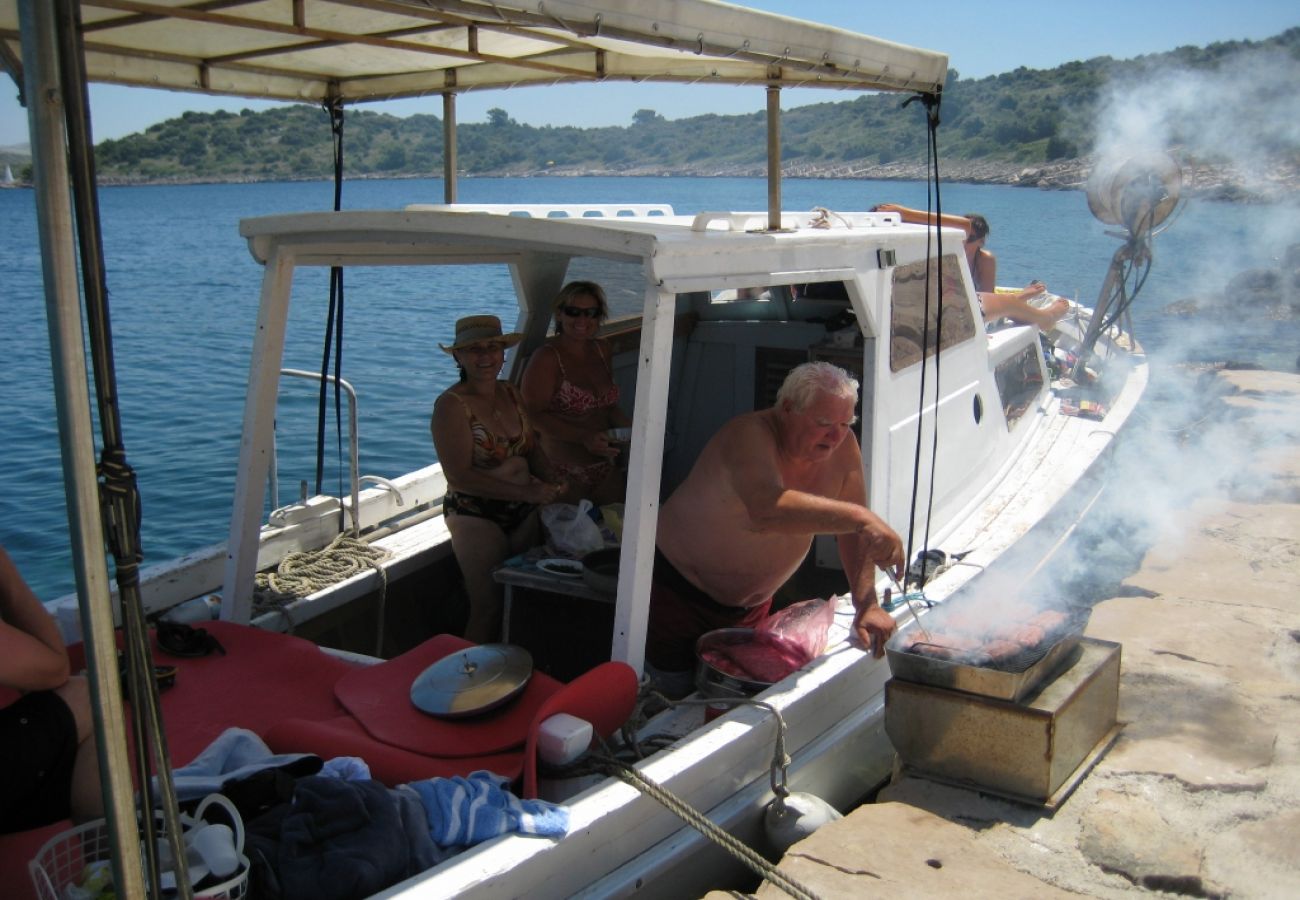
694, 627, 811, 699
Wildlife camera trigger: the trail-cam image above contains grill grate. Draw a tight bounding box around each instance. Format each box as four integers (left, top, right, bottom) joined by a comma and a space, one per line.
902, 606, 1091, 673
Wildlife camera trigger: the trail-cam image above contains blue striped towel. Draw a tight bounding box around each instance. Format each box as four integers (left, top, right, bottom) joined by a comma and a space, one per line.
408, 770, 569, 847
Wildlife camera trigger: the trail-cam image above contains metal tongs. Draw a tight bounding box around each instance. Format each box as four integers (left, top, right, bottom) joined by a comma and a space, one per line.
884, 569, 930, 643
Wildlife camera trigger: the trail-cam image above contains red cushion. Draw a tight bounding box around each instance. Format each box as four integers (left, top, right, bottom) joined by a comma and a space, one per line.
264, 715, 525, 787
522, 661, 639, 798
153, 622, 357, 764
333, 635, 564, 758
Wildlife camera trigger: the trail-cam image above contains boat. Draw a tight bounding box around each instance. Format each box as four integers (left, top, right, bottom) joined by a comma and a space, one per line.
1, 3, 1177, 898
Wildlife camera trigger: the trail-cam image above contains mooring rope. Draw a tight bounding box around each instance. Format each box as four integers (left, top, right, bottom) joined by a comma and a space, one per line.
548, 689, 822, 900
252, 534, 390, 644
592, 751, 820, 900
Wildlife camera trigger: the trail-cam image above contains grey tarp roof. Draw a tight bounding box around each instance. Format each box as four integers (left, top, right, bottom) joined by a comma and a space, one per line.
0, 0, 947, 106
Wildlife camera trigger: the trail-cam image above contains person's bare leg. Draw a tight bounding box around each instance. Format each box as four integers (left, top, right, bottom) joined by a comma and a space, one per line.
54, 675, 104, 822
446, 513, 511, 644
508, 510, 542, 557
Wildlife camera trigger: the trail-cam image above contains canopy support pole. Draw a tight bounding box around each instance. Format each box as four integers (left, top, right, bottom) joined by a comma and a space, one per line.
443, 91, 458, 203
766, 84, 781, 231
19, 2, 145, 896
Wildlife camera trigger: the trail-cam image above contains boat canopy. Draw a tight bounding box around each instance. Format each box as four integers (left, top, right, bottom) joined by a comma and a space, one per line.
0, 0, 947, 104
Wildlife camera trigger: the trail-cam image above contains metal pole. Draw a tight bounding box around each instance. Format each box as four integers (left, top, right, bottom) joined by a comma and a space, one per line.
18, 3, 144, 897
51, 2, 190, 893
766, 84, 781, 232
443, 91, 458, 203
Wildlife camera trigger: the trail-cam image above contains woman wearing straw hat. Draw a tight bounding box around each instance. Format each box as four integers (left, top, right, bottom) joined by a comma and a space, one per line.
431, 315, 565, 642
521, 281, 632, 505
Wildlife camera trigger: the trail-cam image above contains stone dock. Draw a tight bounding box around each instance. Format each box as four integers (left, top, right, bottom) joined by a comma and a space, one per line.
719, 368, 1300, 900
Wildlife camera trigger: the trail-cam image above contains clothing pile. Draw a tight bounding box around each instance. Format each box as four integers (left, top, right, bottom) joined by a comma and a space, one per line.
175, 729, 568, 900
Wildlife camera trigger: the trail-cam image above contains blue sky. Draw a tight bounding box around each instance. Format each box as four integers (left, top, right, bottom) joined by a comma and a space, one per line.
1, 0, 1296, 147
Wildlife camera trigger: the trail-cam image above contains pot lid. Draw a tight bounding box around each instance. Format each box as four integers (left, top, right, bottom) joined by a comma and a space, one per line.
410, 643, 534, 718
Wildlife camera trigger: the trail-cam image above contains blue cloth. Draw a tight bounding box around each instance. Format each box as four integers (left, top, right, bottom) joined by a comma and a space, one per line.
409, 770, 569, 848
320, 756, 371, 781
166, 727, 321, 802
391, 784, 449, 870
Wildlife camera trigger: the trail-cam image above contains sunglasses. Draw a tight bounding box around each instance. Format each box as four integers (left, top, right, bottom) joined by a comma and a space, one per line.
560, 305, 602, 319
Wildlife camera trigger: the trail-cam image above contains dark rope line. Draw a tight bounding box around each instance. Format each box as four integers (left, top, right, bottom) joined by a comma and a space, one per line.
919, 93, 946, 589
315, 96, 347, 507
899, 91, 945, 589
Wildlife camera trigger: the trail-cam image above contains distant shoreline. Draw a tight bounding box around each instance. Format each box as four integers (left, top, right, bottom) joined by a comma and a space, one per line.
8, 157, 1296, 202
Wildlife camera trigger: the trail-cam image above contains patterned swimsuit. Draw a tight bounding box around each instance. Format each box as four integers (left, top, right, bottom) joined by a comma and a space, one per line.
442, 384, 538, 532
546, 343, 621, 489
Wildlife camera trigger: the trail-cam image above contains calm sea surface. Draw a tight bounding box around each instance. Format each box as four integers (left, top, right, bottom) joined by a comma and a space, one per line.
2, 176, 1297, 600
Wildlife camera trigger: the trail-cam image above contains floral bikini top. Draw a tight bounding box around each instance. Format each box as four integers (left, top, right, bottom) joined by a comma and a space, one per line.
548, 343, 620, 415
450, 384, 534, 468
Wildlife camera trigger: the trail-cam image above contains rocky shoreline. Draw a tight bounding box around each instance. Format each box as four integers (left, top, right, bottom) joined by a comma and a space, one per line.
530, 156, 1299, 203
20, 155, 1297, 203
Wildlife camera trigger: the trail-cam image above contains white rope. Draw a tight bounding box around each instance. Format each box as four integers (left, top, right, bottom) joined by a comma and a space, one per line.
253, 534, 390, 644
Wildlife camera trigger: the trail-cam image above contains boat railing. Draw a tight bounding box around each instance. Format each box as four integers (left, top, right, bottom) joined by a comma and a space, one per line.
405, 202, 676, 219
275, 368, 361, 536
689, 209, 901, 232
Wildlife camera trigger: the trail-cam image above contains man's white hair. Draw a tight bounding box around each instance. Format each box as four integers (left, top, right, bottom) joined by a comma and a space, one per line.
775, 361, 859, 412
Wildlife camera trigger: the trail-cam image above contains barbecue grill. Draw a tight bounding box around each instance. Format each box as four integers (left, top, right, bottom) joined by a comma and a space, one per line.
884, 605, 1091, 703
883, 605, 1121, 807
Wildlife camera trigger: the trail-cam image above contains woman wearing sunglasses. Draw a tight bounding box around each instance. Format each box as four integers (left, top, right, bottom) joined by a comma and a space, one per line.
432, 315, 566, 642
521, 281, 632, 505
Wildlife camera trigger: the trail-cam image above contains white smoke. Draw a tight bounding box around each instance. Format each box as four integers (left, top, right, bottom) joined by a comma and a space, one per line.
922, 43, 1300, 633
1086, 42, 1300, 368
1094, 44, 1300, 199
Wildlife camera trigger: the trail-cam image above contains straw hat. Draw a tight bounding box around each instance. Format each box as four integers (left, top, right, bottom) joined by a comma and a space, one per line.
439, 315, 524, 355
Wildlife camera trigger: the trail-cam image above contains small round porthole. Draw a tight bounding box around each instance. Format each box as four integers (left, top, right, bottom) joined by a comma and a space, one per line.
973, 394, 984, 424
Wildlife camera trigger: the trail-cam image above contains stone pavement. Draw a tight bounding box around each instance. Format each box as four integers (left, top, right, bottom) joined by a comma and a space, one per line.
731, 369, 1300, 900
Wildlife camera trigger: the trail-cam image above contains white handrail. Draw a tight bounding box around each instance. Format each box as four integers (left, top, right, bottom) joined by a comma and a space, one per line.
278, 369, 360, 536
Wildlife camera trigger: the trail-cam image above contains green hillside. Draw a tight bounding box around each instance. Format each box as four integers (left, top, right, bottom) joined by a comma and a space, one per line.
12, 28, 1300, 187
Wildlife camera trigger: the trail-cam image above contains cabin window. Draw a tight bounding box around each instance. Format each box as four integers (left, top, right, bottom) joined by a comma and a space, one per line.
710, 284, 780, 303
994, 343, 1044, 428
888, 255, 976, 372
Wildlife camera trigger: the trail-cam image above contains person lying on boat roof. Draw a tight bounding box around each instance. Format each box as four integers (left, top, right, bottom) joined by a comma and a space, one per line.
521, 280, 632, 506
646, 362, 905, 697
431, 316, 567, 644
874, 203, 1070, 330
0, 545, 104, 833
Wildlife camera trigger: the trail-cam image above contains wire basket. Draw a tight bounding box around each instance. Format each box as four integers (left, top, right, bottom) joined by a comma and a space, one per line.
29, 816, 250, 900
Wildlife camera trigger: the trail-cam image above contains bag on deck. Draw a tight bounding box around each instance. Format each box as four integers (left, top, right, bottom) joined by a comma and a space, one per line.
540, 500, 606, 557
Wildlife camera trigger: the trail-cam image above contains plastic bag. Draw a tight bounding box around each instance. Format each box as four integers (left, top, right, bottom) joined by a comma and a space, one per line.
758, 597, 837, 662
540, 500, 606, 557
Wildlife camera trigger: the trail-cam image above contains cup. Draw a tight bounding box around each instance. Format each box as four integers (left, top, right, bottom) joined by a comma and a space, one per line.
188, 822, 240, 877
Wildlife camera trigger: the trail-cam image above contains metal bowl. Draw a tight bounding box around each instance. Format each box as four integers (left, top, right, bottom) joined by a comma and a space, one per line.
694, 627, 811, 698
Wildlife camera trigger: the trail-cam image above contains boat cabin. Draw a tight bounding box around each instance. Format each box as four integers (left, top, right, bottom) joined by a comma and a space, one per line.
222, 203, 1055, 675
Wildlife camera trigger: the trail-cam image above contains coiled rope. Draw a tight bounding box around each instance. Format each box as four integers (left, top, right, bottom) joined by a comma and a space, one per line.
253, 534, 390, 648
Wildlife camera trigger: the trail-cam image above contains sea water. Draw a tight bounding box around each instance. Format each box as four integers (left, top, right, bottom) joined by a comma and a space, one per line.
1, 176, 1296, 601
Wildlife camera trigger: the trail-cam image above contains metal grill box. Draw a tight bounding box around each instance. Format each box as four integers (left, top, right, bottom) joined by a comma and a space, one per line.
885, 637, 1121, 806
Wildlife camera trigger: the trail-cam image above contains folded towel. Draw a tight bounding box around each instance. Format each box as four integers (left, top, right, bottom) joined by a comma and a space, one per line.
167, 727, 321, 802
409, 770, 568, 848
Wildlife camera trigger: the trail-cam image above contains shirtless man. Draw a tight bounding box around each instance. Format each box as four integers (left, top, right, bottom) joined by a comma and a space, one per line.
647, 362, 905, 689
